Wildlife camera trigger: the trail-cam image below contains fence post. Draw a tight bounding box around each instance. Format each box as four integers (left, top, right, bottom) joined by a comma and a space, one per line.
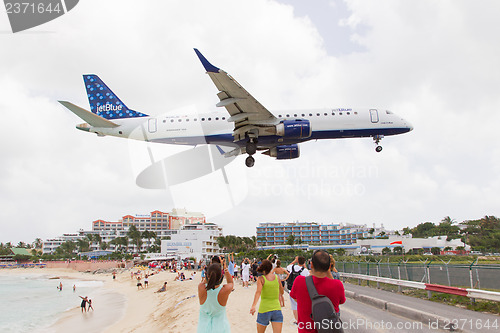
397, 259, 402, 293
426, 260, 433, 299
475, 268, 481, 290
469, 259, 477, 304
358, 259, 361, 285
366, 261, 370, 286
376, 260, 381, 289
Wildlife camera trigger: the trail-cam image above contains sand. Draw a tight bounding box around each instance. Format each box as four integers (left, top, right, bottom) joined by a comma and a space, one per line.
4, 267, 299, 332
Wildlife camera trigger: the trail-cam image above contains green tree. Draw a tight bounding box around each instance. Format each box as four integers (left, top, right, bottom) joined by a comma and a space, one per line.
335, 248, 346, 256
127, 225, 142, 253
76, 239, 90, 253
382, 247, 392, 255
32, 238, 43, 249
286, 235, 296, 246
393, 246, 403, 255
431, 247, 441, 255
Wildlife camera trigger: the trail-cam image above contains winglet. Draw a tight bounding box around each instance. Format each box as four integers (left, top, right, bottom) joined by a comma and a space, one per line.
194, 48, 220, 73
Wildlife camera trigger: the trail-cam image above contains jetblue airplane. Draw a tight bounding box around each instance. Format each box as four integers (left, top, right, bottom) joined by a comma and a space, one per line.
59, 49, 413, 167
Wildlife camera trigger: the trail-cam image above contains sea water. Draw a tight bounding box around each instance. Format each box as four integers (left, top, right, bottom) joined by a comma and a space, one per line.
0, 274, 108, 333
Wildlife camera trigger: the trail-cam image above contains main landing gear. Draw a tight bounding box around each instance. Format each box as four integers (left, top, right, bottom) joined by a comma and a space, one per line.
245, 138, 257, 167
373, 135, 384, 153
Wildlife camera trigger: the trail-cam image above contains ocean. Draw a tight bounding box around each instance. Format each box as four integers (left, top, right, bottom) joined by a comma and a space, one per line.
0, 273, 124, 333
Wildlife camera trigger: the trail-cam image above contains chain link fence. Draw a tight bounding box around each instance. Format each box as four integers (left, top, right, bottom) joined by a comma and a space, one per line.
337, 260, 500, 290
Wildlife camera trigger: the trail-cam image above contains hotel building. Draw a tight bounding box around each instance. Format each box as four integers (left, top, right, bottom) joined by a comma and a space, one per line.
256, 222, 371, 247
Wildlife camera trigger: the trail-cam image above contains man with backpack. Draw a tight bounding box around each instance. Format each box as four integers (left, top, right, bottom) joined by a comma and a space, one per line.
286, 256, 309, 324
290, 250, 345, 333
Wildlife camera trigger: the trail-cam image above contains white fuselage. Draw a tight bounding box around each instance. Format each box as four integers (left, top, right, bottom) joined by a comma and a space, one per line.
84, 107, 412, 149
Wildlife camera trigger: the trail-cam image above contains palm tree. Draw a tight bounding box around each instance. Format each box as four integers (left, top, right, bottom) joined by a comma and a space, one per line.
127, 225, 142, 253
76, 239, 90, 253
100, 241, 108, 250
286, 235, 296, 246
32, 238, 43, 250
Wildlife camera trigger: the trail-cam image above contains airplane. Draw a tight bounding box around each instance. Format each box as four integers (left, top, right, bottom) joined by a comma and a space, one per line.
59, 49, 413, 168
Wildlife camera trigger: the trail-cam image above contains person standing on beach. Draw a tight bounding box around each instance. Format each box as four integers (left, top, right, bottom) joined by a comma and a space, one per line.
241, 258, 251, 288
79, 296, 88, 313
250, 259, 284, 333
88, 299, 94, 311
137, 276, 144, 290
197, 259, 233, 333
286, 256, 309, 324
228, 253, 235, 278
290, 250, 345, 333
59, 282, 63, 291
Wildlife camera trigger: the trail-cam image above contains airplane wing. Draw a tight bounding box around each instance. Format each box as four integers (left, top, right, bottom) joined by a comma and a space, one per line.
194, 49, 278, 141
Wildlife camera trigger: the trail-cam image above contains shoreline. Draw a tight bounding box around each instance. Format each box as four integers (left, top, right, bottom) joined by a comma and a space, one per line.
3, 267, 299, 333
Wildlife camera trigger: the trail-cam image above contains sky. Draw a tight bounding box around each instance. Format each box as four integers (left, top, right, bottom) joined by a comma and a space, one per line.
1, 0, 500, 244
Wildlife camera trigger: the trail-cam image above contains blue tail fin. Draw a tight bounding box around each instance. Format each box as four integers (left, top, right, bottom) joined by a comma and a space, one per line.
83, 74, 148, 119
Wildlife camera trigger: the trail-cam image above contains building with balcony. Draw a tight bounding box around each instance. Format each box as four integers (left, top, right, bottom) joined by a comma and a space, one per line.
43, 208, 206, 254
160, 223, 223, 261
256, 222, 373, 247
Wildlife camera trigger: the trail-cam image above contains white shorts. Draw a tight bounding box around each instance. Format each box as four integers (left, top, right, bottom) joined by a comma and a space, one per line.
242, 272, 250, 282
290, 295, 297, 310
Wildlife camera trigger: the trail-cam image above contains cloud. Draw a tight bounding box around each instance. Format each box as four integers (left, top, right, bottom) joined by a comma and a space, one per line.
1, 0, 500, 243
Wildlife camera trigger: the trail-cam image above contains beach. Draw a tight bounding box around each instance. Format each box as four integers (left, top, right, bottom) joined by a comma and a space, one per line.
1, 267, 299, 333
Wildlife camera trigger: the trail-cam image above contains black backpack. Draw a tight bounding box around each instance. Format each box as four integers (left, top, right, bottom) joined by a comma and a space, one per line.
286, 265, 304, 290
305, 275, 344, 333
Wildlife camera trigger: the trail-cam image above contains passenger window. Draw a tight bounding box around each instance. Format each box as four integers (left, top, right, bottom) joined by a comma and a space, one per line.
201, 118, 205, 121
215, 117, 219, 120
316, 113, 320, 116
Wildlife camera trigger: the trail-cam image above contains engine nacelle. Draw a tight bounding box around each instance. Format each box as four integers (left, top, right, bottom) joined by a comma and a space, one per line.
267, 144, 300, 160
275, 119, 311, 139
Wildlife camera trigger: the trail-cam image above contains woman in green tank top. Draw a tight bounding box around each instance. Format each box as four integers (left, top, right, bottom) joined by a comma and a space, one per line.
250, 259, 284, 332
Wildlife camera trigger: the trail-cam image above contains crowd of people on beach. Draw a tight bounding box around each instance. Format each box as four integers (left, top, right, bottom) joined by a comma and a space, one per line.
196, 250, 345, 333
97, 252, 344, 332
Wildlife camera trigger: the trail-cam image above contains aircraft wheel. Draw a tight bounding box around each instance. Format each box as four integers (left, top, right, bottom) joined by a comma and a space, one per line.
246, 142, 257, 155
375, 146, 383, 153
245, 156, 255, 167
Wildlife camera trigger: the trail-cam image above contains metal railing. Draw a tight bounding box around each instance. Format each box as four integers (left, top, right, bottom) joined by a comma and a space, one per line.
337, 259, 500, 291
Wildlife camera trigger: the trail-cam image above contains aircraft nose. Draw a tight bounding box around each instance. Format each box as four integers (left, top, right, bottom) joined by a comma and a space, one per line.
405, 120, 414, 131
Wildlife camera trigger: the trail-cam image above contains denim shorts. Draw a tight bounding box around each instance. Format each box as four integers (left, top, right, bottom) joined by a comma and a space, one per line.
257, 310, 283, 326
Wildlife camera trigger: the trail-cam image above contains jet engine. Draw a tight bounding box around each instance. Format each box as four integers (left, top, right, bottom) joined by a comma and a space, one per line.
265, 144, 300, 160
275, 119, 311, 139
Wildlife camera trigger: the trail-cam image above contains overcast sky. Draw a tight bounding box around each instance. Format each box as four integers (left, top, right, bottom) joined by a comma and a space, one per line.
1, 0, 499, 244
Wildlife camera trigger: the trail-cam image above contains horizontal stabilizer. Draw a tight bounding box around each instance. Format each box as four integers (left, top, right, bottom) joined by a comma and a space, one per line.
59, 101, 119, 128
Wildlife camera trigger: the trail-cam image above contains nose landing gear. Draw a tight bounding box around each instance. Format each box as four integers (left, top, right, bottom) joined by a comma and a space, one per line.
373, 135, 384, 152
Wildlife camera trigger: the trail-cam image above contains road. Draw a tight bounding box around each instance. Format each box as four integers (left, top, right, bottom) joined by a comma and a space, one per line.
340, 297, 446, 332
341, 283, 499, 332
